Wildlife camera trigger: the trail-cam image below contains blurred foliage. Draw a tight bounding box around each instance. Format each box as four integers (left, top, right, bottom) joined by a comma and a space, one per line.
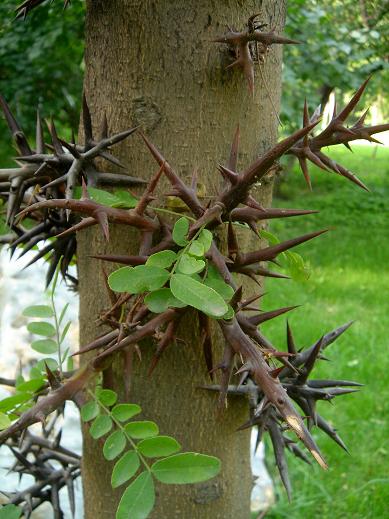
0, 1, 387, 141
0, 0, 85, 146
282, 0, 389, 130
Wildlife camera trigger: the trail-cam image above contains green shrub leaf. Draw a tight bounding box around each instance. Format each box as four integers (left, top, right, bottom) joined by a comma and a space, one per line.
203, 278, 234, 302
90, 415, 113, 439
177, 254, 205, 275
22, 305, 53, 318
260, 229, 280, 245
112, 190, 138, 208
15, 378, 45, 393
59, 303, 70, 325
103, 430, 127, 460
172, 217, 189, 246
116, 471, 155, 519
137, 436, 182, 458
27, 321, 56, 337
81, 401, 99, 422
111, 450, 140, 488
0, 504, 22, 519
198, 229, 213, 252
124, 421, 159, 439
32, 358, 58, 376
144, 288, 187, 313
188, 240, 204, 257
112, 403, 141, 422
221, 305, 234, 320
108, 266, 170, 294
0, 412, 11, 431
60, 321, 71, 343
31, 339, 58, 354
151, 453, 221, 484
0, 393, 31, 413
74, 186, 119, 206
97, 389, 118, 407
146, 250, 177, 268
170, 274, 228, 317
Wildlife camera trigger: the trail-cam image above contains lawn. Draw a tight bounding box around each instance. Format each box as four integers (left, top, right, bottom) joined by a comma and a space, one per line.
256, 144, 389, 518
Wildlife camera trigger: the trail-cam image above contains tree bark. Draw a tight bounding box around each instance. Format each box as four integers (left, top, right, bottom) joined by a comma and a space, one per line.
79, 1, 286, 518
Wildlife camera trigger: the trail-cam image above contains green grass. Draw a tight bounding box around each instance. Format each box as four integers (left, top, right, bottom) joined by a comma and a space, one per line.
254, 144, 389, 519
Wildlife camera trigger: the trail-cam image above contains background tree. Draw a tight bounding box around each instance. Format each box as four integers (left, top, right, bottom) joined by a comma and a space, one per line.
282, 0, 389, 130
0, 0, 84, 142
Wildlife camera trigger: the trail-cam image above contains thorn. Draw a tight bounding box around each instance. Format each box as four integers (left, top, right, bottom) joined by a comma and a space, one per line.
286, 320, 296, 355
81, 177, 89, 200
83, 92, 93, 146
94, 210, 110, 242
248, 305, 299, 326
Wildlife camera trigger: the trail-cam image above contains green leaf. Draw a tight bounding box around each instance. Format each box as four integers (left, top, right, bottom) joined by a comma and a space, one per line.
112, 190, 138, 209
15, 375, 24, 387
33, 358, 58, 376
74, 186, 119, 207
137, 436, 181, 458
151, 453, 221, 484
90, 415, 113, 439
221, 305, 234, 320
22, 305, 53, 318
170, 274, 228, 318
67, 356, 74, 371
60, 321, 71, 343
177, 254, 205, 275
27, 321, 56, 337
205, 264, 221, 279
111, 450, 140, 488
81, 401, 99, 422
124, 421, 159, 439
59, 303, 70, 325
97, 389, 118, 407
116, 471, 155, 519
172, 217, 189, 246
103, 430, 127, 460
108, 266, 170, 294
144, 288, 187, 314
188, 240, 204, 257
203, 278, 234, 302
146, 250, 177, 268
197, 229, 213, 252
283, 251, 310, 282
111, 403, 141, 422
0, 504, 22, 519
15, 378, 45, 393
0, 412, 11, 431
204, 264, 234, 301
0, 393, 31, 412
31, 339, 58, 354
260, 229, 280, 245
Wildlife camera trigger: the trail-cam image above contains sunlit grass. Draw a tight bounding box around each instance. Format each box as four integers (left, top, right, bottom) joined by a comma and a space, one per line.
257, 144, 389, 519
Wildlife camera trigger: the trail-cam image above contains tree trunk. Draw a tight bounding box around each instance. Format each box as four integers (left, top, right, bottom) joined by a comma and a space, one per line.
78, 1, 286, 518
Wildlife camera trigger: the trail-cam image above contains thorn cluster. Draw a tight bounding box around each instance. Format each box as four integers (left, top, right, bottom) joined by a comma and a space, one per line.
214, 14, 300, 93
1, 411, 80, 518
0, 94, 145, 286
0, 78, 386, 499
202, 320, 360, 499
288, 77, 389, 190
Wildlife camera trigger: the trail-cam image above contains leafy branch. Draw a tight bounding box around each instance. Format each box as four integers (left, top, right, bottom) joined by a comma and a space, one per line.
82, 388, 221, 519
